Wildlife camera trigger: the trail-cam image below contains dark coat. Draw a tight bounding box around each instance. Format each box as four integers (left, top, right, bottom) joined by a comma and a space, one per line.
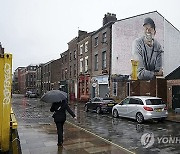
50, 100, 75, 123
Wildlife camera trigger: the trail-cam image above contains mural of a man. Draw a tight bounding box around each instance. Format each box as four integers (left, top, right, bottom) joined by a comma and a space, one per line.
132, 17, 163, 80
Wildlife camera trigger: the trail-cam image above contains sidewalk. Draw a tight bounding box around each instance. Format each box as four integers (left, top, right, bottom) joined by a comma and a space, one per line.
166, 110, 180, 123
18, 121, 135, 154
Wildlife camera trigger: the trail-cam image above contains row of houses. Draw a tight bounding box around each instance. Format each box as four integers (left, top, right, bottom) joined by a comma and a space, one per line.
12, 11, 180, 109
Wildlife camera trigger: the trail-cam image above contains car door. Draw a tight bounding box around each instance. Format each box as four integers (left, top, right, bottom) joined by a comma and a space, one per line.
91, 97, 100, 110
116, 98, 130, 117
127, 98, 143, 119
87, 98, 94, 110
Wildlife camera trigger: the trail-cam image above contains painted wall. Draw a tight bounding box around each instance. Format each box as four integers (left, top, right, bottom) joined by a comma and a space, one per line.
111, 12, 164, 76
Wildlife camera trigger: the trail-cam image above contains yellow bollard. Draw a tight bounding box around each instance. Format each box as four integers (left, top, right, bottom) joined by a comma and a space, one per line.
131, 59, 139, 80
0, 53, 12, 152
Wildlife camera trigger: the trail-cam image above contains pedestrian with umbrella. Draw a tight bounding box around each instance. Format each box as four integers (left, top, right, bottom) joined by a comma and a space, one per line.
41, 90, 76, 146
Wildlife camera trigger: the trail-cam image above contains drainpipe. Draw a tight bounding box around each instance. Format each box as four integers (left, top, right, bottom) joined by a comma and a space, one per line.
109, 25, 112, 96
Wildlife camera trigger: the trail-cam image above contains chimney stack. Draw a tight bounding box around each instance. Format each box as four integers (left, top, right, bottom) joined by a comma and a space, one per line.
0, 42, 4, 54
103, 12, 117, 26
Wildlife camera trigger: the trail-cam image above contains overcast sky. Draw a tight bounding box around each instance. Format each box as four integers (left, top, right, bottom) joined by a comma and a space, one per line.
0, 0, 180, 72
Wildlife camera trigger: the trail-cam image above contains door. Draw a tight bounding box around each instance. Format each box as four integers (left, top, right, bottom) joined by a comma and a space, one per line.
99, 84, 108, 98
117, 98, 129, 117
172, 86, 180, 109
127, 98, 143, 118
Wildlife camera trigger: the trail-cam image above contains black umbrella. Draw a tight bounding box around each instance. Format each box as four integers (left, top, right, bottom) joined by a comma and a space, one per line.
40, 90, 67, 103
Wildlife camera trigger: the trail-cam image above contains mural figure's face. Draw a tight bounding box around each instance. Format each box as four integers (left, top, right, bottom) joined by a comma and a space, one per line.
143, 24, 156, 42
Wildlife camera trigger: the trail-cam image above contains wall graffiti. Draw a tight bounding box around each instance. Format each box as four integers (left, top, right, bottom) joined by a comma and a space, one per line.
3, 63, 11, 104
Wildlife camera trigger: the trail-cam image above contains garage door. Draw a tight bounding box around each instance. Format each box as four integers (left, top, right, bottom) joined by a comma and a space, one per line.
99, 84, 108, 98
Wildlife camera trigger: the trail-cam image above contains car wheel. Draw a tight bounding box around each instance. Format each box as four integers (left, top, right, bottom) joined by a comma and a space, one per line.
136, 112, 144, 124
85, 105, 88, 112
96, 107, 101, 114
113, 109, 119, 118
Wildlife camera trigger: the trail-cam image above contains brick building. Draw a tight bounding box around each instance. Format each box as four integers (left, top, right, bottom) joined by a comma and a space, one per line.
19, 65, 37, 94
91, 13, 117, 98
77, 35, 92, 101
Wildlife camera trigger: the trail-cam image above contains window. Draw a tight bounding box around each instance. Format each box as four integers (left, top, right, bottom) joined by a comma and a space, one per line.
94, 98, 101, 102
62, 56, 64, 64
61, 69, 64, 79
69, 52, 72, 61
80, 44, 83, 55
80, 58, 83, 73
69, 66, 72, 78
146, 99, 165, 105
121, 98, 130, 105
85, 56, 88, 72
65, 68, 68, 79
65, 55, 67, 62
102, 32, 107, 43
74, 50, 76, 59
85, 41, 88, 52
112, 82, 117, 96
102, 51, 107, 69
129, 98, 143, 105
94, 54, 98, 71
95, 37, 98, 46
74, 64, 76, 76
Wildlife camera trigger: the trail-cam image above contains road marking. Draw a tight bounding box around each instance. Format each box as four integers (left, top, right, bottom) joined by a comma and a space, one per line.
66, 121, 135, 154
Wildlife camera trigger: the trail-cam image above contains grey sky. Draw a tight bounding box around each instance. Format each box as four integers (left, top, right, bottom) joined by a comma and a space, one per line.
0, 0, 180, 72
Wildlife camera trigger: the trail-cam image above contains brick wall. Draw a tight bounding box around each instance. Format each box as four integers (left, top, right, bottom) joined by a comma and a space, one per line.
167, 79, 180, 109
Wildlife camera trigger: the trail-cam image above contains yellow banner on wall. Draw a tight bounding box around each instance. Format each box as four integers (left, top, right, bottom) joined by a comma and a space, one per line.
131, 60, 139, 80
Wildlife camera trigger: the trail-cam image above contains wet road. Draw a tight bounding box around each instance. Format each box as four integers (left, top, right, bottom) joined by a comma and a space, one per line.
68, 104, 180, 154
12, 95, 180, 154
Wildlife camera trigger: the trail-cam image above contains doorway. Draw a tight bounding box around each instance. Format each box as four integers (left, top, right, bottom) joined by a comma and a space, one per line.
172, 86, 180, 109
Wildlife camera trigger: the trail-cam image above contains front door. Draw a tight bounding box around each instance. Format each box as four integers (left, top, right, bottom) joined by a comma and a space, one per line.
172, 86, 180, 109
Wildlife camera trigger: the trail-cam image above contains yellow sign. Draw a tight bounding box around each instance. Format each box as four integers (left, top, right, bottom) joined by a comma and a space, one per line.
0, 53, 12, 152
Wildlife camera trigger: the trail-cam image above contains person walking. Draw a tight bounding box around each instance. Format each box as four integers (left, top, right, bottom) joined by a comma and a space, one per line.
50, 99, 76, 146
132, 17, 163, 80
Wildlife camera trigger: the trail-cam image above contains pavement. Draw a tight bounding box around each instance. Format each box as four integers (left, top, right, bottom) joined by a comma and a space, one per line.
17, 121, 134, 154
166, 110, 180, 123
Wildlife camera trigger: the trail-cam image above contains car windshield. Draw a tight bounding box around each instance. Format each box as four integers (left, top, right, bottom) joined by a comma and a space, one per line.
145, 99, 165, 105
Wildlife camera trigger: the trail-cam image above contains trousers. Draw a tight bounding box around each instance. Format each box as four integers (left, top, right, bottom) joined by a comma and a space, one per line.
55, 121, 65, 144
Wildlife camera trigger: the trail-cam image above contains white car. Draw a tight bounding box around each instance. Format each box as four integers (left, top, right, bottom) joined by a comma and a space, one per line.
112, 96, 168, 123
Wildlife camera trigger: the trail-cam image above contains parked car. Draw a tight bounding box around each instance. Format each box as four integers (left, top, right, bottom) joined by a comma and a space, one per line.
25, 91, 32, 97
29, 92, 37, 98
85, 97, 117, 114
112, 96, 168, 123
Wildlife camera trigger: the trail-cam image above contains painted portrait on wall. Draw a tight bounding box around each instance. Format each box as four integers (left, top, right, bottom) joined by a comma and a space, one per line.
112, 12, 165, 81
132, 17, 164, 80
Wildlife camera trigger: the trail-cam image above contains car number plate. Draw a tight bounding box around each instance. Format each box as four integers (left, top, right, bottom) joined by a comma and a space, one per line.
108, 104, 114, 106
156, 108, 162, 112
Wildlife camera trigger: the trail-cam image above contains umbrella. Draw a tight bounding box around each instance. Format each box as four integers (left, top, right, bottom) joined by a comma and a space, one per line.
40, 90, 67, 103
